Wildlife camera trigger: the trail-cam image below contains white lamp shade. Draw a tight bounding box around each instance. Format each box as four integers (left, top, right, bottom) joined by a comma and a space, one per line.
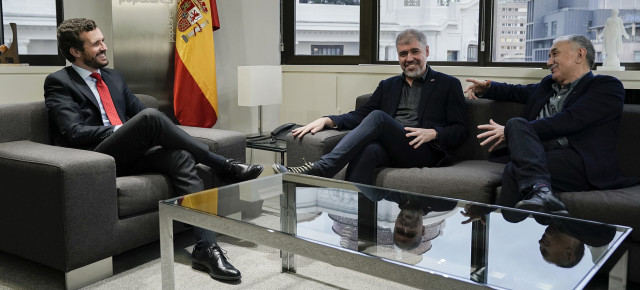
237, 65, 283, 106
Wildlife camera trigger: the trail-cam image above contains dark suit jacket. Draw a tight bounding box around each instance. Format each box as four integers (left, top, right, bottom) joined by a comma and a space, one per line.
44, 66, 146, 150
484, 72, 636, 189
327, 68, 468, 166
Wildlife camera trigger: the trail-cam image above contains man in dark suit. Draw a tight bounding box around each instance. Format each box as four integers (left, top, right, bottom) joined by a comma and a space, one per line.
272, 29, 468, 185
465, 34, 639, 215
44, 18, 263, 281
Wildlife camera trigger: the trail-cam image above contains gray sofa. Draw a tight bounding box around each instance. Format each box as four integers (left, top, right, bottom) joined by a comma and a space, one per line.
287, 93, 640, 282
0, 94, 258, 289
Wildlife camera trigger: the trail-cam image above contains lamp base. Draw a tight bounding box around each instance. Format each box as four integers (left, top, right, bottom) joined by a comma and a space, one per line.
246, 105, 266, 139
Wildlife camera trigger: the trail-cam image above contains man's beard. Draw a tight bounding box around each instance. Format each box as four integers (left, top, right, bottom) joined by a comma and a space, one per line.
83, 53, 108, 70
403, 64, 423, 79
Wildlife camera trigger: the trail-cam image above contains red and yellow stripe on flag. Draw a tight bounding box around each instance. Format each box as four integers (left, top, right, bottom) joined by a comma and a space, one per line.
174, 0, 220, 127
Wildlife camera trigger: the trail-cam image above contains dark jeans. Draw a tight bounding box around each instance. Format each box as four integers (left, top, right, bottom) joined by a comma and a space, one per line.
316, 110, 440, 185
94, 108, 223, 245
497, 117, 590, 207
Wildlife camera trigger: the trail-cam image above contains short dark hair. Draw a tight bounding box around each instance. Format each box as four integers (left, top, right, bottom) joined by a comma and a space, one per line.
57, 18, 98, 62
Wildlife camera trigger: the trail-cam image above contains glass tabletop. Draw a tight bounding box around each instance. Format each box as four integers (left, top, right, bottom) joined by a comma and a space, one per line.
162, 173, 631, 289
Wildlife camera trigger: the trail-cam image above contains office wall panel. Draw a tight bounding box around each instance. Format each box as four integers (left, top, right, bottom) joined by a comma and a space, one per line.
283, 73, 338, 125
112, 0, 175, 116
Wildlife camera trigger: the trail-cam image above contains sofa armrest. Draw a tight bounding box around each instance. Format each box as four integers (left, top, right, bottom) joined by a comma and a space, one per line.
0, 140, 119, 272
178, 126, 246, 162
286, 129, 350, 167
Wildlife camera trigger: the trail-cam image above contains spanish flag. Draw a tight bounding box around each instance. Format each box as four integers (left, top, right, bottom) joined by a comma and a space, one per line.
174, 0, 220, 127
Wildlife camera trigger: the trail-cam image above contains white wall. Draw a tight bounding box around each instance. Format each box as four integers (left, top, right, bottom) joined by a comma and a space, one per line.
280, 65, 640, 125
214, 0, 281, 165
214, 0, 281, 133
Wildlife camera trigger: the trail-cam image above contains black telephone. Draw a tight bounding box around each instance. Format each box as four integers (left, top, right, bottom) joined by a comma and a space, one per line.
271, 123, 301, 141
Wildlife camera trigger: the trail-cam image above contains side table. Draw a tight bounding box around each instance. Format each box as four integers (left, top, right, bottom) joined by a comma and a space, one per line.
246, 135, 287, 165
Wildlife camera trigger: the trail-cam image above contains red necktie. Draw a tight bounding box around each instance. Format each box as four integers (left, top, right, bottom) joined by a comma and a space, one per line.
90, 72, 123, 125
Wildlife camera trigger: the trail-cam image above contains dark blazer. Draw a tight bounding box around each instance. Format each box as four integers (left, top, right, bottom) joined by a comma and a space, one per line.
44, 66, 146, 150
328, 68, 468, 166
484, 72, 636, 189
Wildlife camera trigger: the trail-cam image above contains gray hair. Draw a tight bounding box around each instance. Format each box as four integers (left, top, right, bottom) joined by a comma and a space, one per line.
396, 29, 428, 48
553, 34, 596, 69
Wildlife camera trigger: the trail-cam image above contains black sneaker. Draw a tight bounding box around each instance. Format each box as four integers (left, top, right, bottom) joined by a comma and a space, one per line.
272, 159, 321, 176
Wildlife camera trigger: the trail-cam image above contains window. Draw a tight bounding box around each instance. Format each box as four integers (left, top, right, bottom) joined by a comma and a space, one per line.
447, 50, 459, 61
492, 0, 640, 66
1, 0, 64, 65
378, 0, 478, 62
405, 0, 420, 6
283, 0, 640, 69
295, 0, 359, 57
283, 0, 370, 64
311, 45, 344, 55
468, 44, 478, 61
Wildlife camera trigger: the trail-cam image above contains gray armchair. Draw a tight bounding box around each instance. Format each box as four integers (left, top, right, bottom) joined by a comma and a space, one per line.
0, 94, 255, 289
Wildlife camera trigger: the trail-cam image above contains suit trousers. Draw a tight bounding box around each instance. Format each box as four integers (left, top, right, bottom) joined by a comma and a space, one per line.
497, 117, 590, 207
316, 110, 440, 185
94, 108, 224, 245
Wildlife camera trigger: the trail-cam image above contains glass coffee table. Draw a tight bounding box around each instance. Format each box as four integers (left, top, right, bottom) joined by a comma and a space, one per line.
159, 173, 631, 289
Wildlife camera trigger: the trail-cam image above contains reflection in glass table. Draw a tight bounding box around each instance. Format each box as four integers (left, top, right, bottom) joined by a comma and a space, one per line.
159, 174, 630, 289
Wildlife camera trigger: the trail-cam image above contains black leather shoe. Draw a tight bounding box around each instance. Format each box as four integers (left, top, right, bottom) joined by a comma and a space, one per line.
191, 242, 242, 281
224, 159, 263, 182
515, 183, 569, 216
272, 159, 321, 176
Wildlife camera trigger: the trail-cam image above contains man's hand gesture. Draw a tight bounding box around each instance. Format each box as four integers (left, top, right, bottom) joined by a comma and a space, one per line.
292, 117, 335, 138
464, 78, 492, 100
477, 119, 505, 152
405, 127, 437, 149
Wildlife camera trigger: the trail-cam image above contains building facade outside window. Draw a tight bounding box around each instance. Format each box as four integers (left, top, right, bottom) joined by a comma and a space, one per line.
521, 0, 640, 63
295, 0, 360, 56
311, 45, 344, 55
286, 0, 640, 67
2, 0, 57, 55
1, 0, 63, 65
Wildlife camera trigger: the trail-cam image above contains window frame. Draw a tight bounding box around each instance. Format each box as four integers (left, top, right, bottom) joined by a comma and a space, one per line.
282, 0, 375, 65
282, 0, 640, 70
0, 0, 65, 66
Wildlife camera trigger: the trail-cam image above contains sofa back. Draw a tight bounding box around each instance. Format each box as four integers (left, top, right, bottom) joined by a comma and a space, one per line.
618, 104, 640, 178
0, 94, 159, 146
0, 101, 50, 144
355, 94, 640, 178
450, 99, 526, 161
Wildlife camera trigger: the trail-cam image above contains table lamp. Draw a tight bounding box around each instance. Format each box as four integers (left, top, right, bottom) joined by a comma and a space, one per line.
238, 65, 283, 136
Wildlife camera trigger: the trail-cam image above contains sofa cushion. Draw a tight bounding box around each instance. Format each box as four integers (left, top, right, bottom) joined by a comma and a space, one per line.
117, 174, 173, 218
374, 160, 505, 204
557, 185, 640, 241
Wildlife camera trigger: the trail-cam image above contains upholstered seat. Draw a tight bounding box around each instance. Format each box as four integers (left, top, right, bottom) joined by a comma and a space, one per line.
0, 94, 252, 289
